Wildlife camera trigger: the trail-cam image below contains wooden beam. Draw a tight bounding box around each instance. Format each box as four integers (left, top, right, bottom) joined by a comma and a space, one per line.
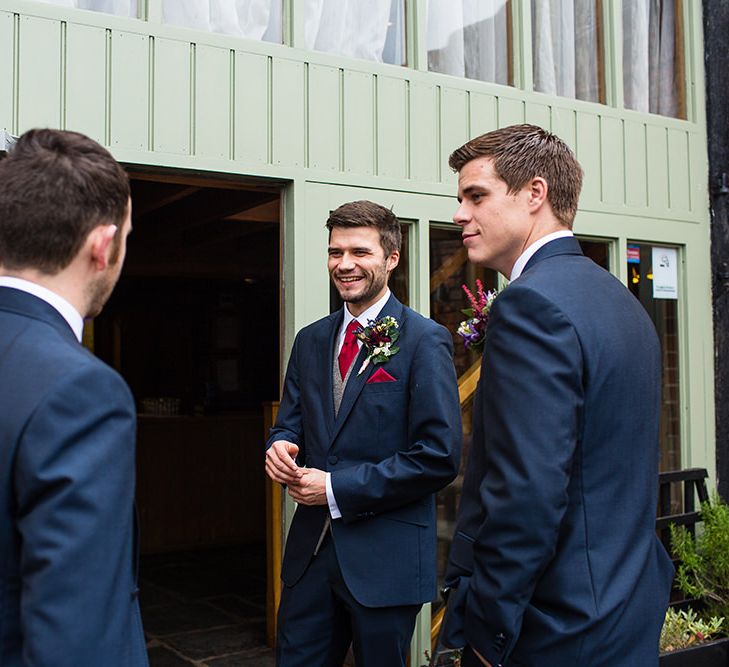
458, 359, 481, 405
430, 247, 469, 294
264, 402, 282, 649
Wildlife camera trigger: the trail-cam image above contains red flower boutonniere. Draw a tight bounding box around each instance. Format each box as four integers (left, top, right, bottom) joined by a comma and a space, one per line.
355, 315, 400, 375
457, 279, 498, 352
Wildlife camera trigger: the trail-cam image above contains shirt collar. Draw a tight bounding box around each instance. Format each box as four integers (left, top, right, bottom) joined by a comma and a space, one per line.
509, 230, 574, 282
342, 288, 391, 330
0, 276, 84, 342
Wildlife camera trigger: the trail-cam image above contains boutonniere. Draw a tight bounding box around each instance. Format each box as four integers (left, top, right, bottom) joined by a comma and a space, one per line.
457, 279, 499, 352
355, 315, 400, 375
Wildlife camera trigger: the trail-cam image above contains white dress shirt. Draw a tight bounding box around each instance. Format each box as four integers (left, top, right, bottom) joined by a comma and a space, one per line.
509, 229, 574, 282
0, 276, 84, 342
326, 288, 392, 519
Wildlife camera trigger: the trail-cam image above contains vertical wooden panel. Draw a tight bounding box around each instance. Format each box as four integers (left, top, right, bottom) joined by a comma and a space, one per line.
195, 44, 229, 159
154, 38, 190, 155
66, 23, 107, 142
497, 97, 524, 126
409, 81, 438, 183
646, 125, 669, 210
469, 92, 497, 138
525, 102, 551, 130
667, 128, 690, 212
377, 76, 407, 179
688, 132, 704, 216
234, 51, 268, 165
600, 116, 624, 205
551, 106, 576, 151
440, 87, 468, 184
624, 120, 648, 207
343, 70, 374, 174
575, 112, 601, 205
272, 58, 305, 167
110, 31, 148, 150
308, 64, 339, 171
18, 15, 61, 132
0, 12, 15, 132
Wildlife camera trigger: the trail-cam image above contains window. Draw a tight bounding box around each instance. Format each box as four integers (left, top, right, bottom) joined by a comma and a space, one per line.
577, 237, 611, 271
163, 0, 283, 43
532, 0, 604, 103
427, 0, 513, 85
622, 0, 686, 118
304, 0, 405, 65
429, 225, 498, 601
36, 0, 138, 18
627, 243, 681, 471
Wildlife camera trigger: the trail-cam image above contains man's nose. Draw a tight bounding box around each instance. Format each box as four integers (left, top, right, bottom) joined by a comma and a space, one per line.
339, 253, 355, 270
453, 203, 469, 226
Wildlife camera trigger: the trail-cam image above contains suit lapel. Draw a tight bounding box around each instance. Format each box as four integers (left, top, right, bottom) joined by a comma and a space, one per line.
329, 295, 404, 446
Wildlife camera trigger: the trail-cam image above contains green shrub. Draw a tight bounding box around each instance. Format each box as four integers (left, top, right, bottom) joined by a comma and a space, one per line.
671, 492, 729, 622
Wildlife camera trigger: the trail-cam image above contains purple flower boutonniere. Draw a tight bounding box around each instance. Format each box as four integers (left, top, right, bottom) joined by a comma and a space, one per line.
457, 279, 498, 352
355, 315, 400, 375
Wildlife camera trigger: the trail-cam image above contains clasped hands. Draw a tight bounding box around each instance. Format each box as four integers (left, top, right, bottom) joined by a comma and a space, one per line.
265, 440, 327, 505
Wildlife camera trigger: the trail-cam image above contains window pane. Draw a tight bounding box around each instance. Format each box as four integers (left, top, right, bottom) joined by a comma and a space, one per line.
329, 222, 410, 312
622, 0, 686, 118
627, 243, 681, 472
428, 0, 513, 86
304, 0, 405, 66
36, 0, 138, 17
163, 0, 283, 43
429, 225, 498, 604
577, 237, 610, 270
532, 0, 603, 103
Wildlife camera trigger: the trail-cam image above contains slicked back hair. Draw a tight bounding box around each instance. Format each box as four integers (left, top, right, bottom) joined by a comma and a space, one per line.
0, 128, 130, 274
449, 124, 583, 228
325, 200, 402, 257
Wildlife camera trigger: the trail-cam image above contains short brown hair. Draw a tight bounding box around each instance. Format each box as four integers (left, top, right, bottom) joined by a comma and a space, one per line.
449, 124, 583, 227
0, 128, 130, 274
325, 200, 401, 257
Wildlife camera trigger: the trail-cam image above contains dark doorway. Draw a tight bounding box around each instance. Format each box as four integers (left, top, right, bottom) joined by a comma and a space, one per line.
91, 172, 281, 666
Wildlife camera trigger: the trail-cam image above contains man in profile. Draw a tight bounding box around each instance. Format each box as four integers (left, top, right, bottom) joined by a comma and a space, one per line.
0, 129, 148, 666
441, 125, 674, 666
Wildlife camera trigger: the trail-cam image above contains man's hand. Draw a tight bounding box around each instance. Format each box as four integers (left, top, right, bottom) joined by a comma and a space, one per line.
287, 468, 327, 506
265, 440, 302, 485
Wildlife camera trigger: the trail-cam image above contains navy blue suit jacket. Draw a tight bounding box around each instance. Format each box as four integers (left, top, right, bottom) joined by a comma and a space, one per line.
268, 294, 462, 607
0, 287, 148, 666
442, 238, 674, 666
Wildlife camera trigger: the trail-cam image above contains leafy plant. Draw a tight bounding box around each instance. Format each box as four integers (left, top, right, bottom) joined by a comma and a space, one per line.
660, 607, 724, 652
671, 492, 729, 621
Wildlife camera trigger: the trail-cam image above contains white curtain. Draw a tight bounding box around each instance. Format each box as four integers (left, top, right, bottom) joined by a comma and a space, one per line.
163, 0, 282, 43
427, 0, 510, 85
532, 0, 599, 102
623, 0, 679, 117
304, 0, 402, 64
38, 0, 137, 16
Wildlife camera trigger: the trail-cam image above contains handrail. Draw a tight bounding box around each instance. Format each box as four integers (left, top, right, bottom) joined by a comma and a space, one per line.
458, 359, 481, 405
429, 247, 469, 294
264, 401, 281, 648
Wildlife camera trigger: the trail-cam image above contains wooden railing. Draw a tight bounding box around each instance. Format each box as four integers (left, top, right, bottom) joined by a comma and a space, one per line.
264, 401, 281, 648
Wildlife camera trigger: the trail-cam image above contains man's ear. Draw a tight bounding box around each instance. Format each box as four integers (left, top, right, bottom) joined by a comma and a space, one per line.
528, 176, 549, 211
88, 224, 118, 271
386, 250, 400, 273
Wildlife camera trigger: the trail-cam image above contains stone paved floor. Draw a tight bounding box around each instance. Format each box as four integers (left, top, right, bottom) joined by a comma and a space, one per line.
140, 546, 274, 666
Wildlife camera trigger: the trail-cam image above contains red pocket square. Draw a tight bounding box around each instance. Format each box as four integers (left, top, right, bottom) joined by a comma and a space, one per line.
367, 367, 397, 384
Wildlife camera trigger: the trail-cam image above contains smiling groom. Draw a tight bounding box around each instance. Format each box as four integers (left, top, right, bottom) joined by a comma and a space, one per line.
265, 200, 462, 667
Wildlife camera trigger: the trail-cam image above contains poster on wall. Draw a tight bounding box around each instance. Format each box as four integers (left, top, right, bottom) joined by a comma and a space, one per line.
652, 247, 678, 300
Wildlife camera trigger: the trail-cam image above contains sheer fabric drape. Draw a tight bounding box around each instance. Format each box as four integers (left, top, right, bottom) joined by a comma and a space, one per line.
427, 0, 510, 85
623, 0, 683, 117
531, 0, 600, 102
304, 0, 405, 65
163, 0, 282, 42
38, 0, 137, 17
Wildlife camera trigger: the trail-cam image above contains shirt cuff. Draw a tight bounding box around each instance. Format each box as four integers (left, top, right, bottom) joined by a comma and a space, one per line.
325, 472, 341, 519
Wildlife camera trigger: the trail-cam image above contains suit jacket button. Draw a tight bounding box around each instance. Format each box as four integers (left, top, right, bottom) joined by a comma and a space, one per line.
328, 455, 339, 465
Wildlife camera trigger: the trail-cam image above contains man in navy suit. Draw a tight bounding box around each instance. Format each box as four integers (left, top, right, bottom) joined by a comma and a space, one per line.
0, 129, 148, 666
265, 200, 462, 666
440, 125, 674, 666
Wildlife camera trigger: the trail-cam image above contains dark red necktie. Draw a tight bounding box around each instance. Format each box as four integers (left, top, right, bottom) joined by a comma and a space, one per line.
338, 319, 360, 380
